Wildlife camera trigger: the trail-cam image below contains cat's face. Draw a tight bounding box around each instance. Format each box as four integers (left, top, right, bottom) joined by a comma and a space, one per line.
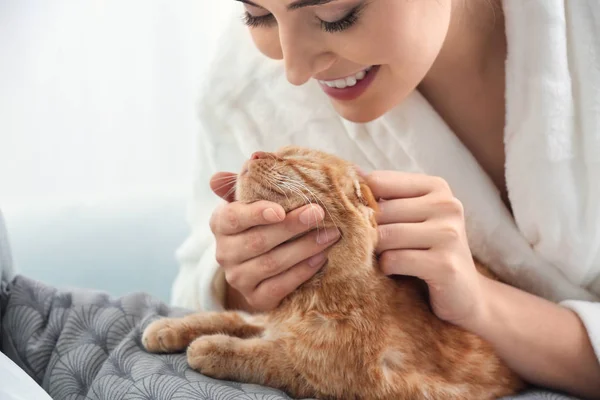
235, 146, 378, 232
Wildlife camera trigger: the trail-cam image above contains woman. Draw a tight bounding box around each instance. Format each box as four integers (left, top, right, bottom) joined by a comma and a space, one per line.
172, 0, 600, 398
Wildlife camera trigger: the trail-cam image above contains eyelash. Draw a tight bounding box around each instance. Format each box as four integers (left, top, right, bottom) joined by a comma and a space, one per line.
242, 5, 363, 33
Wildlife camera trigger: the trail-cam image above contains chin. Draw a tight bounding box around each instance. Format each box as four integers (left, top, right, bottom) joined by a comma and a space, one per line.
331, 99, 391, 124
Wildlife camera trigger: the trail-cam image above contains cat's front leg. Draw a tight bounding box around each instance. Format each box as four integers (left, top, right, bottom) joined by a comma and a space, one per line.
187, 334, 312, 398
142, 311, 265, 353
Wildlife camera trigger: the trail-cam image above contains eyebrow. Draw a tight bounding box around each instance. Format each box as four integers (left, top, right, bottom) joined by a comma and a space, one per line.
236, 0, 336, 11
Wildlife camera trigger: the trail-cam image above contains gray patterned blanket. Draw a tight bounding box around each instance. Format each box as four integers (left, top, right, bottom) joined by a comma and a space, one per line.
0, 210, 580, 400
0, 275, 579, 400
1, 275, 299, 399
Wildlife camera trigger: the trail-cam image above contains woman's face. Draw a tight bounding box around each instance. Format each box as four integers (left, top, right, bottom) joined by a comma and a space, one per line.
240, 0, 452, 123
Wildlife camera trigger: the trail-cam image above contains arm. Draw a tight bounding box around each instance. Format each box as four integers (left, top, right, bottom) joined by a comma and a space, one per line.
364, 170, 600, 399
469, 277, 600, 399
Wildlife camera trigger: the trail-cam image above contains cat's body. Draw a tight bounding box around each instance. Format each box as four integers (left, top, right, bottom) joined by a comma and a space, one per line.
143, 146, 524, 399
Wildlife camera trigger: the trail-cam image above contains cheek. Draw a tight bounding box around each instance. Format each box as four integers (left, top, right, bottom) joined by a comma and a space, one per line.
329, 0, 452, 122
382, 3, 451, 75
250, 29, 283, 60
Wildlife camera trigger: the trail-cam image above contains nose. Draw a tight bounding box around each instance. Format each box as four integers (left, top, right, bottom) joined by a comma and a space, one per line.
279, 26, 335, 86
251, 151, 269, 160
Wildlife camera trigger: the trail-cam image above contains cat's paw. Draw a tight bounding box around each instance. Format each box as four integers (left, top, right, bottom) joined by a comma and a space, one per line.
142, 318, 188, 353
187, 334, 233, 379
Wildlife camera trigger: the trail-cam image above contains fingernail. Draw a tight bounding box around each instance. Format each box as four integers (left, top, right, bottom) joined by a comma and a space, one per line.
263, 208, 282, 223
308, 252, 326, 268
299, 205, 324, 225
316, 228, 340, 245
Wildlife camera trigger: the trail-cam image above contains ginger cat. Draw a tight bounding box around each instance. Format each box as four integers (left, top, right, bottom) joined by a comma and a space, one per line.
143, 146, 524, 400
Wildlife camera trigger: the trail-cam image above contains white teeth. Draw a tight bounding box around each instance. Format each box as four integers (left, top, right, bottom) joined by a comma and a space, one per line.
319, 66, 373, 89
334, 79, 347, 89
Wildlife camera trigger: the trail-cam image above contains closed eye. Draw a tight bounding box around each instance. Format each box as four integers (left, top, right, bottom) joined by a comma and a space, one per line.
243, 12, 275, 28
242, 4, 363, 33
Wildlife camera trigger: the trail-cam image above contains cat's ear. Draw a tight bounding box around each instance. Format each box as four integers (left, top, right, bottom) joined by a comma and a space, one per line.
349, 167, 377, 207
355, 180, 377, 209
353, 177, 378, 227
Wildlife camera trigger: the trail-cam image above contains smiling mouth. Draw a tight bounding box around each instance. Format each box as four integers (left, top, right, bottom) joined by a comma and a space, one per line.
317, 65, 380, 101
318, 66, 373, 89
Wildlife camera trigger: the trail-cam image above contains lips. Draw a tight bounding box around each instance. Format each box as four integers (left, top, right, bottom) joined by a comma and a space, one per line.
318, 66, 372, 89
317, 65, 380, 101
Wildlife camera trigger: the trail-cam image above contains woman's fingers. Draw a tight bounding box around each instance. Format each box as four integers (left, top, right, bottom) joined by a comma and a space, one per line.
376, 197, 429, 224
210, 200, 286, 236
379, 249, 460, 283
244, 252, 330, 311
365, 171, 451, 200
379, 249, 428, 277
377, 218, 465, 253
225, 226, 340, 296
376, 194, 464, 224
215, 204, 326, 264
376, 222, 438, 252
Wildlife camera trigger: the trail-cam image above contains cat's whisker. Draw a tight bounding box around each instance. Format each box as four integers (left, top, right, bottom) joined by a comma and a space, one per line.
270, 165, 284, 175
223, 185, 237, 200
212, 179, 239, 194
304, 187, 342, 229
278, 179, 327, 234
278, 179, 312, 204
283, 179, 341, 234
273, 178, 292, 206
301, 191, 327, 235
279, 181, 311, 210
272, 173, 341, 235
212, 175, 239, 182
268, 160, 277, 173
266, 154, 282, 173
265, 176, 287, 197
276, 179, 313, 218
263, 177, 281, 202
211, 176, 238, 184
211, 176, 238, 187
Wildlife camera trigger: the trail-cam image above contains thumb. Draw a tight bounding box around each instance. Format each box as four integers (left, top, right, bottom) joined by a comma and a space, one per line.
210, 172, 238, 202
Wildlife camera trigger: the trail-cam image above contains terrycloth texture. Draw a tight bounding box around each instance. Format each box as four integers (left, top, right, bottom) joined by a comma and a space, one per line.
0, 275, 582, 400
172, 0, 600, 363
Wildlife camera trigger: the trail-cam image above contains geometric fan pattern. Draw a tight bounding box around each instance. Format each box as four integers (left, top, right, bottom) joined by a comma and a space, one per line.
1, 276, 580, 400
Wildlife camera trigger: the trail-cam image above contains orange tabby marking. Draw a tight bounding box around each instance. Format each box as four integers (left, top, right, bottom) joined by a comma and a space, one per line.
143, 146, 524, 399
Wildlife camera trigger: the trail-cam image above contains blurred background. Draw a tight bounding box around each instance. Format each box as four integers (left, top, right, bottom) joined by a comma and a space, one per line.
0, 0, 237, 302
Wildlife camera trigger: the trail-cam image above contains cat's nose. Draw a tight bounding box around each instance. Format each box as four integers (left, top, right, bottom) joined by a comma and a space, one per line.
251, 151, 269, 160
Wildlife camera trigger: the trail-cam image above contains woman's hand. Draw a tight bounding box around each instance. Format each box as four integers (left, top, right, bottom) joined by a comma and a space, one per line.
210, 172, 340, 312
364, 170, 484, 328
363, 170, 600, 398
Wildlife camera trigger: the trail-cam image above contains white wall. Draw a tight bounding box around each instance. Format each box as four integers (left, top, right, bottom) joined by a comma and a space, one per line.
0, 0, 236, 211
0, 0, 241, 301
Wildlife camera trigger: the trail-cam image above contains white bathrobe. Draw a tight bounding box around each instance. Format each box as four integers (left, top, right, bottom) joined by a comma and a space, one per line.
171, 0, 600, 362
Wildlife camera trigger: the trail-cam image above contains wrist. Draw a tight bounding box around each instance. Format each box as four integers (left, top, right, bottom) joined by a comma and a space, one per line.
459, 274, 497, 337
